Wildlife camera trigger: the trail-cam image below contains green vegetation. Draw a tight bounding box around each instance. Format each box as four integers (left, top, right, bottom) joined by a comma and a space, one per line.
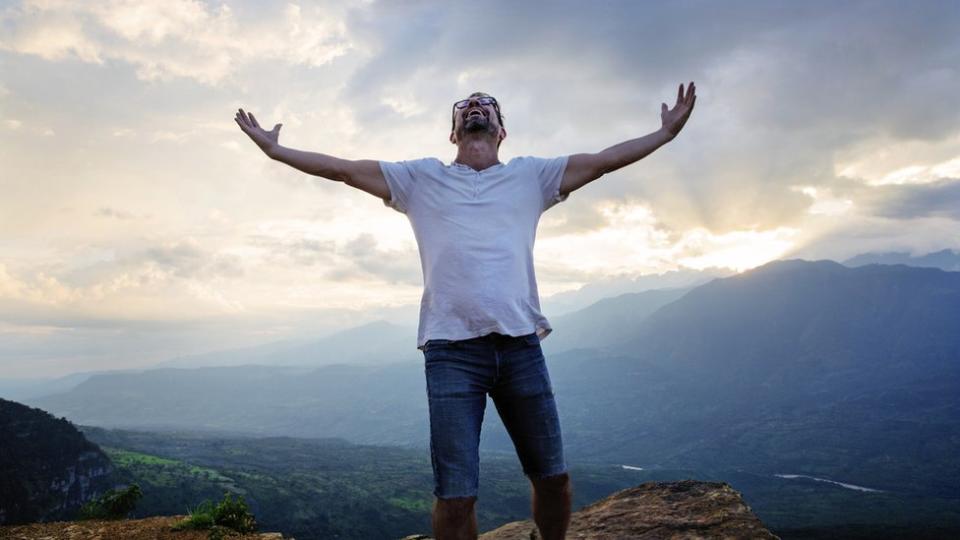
82, 427, 648, 539
80, 426, 960, 540
172, 491, 257, 539
78, 484, 143, 520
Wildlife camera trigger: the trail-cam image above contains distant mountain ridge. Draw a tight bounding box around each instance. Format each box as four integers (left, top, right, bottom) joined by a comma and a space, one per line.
541, 266, 732, 315
26, 259, 960, 500
544, 286, 692, 354
842, 248, 960, 271
568, 258, 960, 495
153, 320, 420, 369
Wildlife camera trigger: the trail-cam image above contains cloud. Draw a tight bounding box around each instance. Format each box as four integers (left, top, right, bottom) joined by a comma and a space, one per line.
333, 0, 960, 239
3, 0, 960, 379
536, 199, 798, 276
327, 232, 421, 286
538, 200, 613, 235
789, 186, 855, 217
865, 178, 960, 220
247, 227, 420, 285
0, 239, 246, 320
0, 0, 352, 84
836, 136, 960, 186
95, 206, 137, 220
246, 233, 339, 267
140, 239, 245, 280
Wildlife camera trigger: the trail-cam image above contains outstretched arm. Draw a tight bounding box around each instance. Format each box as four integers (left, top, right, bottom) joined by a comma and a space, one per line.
234, 108, 389, 201
559, 81, 696, 197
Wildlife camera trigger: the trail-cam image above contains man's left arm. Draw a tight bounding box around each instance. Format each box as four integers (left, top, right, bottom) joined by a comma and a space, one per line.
559, 81, 696, 197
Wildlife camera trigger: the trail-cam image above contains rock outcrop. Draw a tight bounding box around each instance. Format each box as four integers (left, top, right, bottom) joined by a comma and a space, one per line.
483, 480, 778, 539
403, 479, 779, 539
0, 515, 290, 539
0, 479, 777, 539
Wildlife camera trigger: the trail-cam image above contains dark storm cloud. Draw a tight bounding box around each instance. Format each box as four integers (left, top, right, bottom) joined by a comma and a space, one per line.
867, 178, 960, 220
341, 0, 800, 126
338, 0, 960, 236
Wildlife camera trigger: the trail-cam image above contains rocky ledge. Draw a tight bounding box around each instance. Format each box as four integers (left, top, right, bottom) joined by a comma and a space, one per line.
404, 479, 780, 539
0, 515, 291, 539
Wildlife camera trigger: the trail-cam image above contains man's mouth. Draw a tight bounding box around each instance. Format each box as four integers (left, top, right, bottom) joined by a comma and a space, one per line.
465, 109, 486, 120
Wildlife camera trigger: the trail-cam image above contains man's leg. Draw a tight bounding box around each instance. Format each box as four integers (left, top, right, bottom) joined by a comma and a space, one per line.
530, 472, 572, 540
490, 333, 570, 540
433, 496, 477, 540
424, 337, 496, 540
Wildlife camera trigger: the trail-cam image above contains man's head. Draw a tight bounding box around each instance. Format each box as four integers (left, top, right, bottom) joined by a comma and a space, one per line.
449, 92, 506, 148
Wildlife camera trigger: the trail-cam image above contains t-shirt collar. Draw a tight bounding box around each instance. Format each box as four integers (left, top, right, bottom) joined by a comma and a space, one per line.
449, 160, 505, 173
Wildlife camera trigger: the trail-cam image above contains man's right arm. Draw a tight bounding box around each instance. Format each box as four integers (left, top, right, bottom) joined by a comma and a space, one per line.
267, 146, 390, 202
235, 108, 390, 203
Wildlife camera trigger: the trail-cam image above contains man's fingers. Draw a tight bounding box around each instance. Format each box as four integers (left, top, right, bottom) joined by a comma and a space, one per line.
235, 117, 253, 137
677, 83, 683, 106
249, 112, 261, 129
241, 109, 256, 129
238, 109, 252, 128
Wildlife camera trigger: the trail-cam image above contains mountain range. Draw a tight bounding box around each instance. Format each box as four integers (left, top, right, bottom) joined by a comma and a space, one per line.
21, 258, 960, 502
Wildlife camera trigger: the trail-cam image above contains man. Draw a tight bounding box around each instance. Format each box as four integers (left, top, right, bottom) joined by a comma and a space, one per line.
235, 82, 696, 540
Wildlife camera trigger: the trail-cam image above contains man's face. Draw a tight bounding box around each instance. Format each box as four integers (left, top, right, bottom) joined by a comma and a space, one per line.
450, 95, 504, 145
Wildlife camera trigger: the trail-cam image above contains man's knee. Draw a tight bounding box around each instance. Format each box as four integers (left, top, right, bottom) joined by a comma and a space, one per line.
434, 495, 477, 513
530, 471, 570, 494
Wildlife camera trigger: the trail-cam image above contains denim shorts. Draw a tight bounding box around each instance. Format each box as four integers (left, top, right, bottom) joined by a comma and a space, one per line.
423, 331, 567, 499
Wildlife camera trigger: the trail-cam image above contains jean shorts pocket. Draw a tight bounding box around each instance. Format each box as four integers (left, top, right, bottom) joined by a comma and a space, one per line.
522, 332, 541, 346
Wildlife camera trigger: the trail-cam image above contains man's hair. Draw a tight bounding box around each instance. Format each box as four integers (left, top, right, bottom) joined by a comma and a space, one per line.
450, 91, 505, 134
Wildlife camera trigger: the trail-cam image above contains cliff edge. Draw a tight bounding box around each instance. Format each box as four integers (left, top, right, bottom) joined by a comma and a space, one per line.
404, 479, 779, 539
0, 515, 290, 539
0, 398, 114, 525
1, 480, 778, 539
485, 480, 778, 539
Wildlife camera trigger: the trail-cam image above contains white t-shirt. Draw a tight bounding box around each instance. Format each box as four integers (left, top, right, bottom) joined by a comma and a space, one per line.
379, 155, 570, 350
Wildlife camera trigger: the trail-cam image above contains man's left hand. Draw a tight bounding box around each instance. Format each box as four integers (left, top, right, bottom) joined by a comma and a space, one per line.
661, 81, 696, 139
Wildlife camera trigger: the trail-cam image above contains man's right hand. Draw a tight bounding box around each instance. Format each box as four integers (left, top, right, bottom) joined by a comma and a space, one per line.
233, 108, 391, 202
235, 108, 281, 157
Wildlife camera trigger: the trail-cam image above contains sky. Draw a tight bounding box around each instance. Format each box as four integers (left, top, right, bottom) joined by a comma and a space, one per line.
1, 0, 958, 378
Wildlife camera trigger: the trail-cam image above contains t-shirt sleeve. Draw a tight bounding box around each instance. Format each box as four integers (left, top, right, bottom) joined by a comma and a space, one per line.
378, 159, 421, 214
531, 155, 570, 212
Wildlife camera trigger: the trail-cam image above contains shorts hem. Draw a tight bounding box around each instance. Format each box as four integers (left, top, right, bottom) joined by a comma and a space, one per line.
524, 467, 568, 480
433, 489, 479, 500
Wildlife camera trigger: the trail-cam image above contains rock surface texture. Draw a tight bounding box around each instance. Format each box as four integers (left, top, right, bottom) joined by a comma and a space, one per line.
479, 480, 780, 539
1, 480, 778, 540
0, 515, 290, 539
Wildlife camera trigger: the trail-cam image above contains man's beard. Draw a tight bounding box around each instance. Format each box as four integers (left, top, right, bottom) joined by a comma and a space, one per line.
458, 115, 498, 139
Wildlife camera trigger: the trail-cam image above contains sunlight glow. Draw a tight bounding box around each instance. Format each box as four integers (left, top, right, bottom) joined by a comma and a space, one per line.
674, 227, 799, 272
